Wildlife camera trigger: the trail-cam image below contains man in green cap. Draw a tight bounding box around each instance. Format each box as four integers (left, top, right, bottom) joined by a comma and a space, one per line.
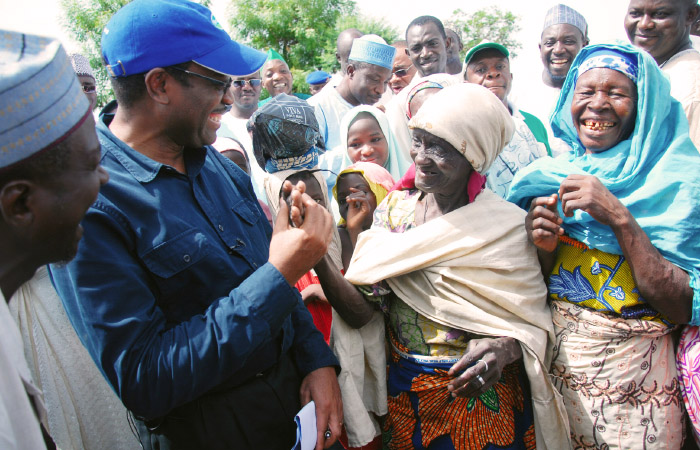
259, 49, 311, 106
464, 42, 550, 199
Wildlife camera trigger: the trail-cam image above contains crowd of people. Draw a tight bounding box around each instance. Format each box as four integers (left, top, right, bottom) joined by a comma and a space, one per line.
2, 0, 700, 449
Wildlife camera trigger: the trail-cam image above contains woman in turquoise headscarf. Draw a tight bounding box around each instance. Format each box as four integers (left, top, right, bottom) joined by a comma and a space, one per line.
508, 43, 700, 449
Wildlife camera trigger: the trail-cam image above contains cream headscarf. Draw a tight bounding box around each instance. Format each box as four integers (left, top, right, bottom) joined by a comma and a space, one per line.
408, 83, 514, 174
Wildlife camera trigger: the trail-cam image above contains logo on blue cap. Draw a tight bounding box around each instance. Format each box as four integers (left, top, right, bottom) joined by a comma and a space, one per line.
211, 13, 223, 30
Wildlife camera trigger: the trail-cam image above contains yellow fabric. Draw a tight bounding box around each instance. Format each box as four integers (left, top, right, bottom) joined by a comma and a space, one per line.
345, 189, 571, 450
331, 165, 392, 227
550, 236, 669, 324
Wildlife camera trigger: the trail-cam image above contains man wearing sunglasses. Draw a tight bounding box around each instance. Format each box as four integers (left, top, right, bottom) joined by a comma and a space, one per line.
388, 41, 417, 95
49, 1, 342, 449
219, 73, 268, 202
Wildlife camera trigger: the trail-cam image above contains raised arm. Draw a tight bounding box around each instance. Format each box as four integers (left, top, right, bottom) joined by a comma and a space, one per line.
50, 183, 336, 419
312, 254, 375, 328
559, 174, 692, 323
524, 193, 564, 276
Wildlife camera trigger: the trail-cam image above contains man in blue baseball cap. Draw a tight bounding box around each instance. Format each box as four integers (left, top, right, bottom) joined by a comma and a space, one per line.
306, 70, 332, 95
48, 1, 343, 449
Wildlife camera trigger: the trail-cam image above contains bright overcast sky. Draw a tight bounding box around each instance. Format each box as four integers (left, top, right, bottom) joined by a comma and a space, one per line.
0, 0, 630, 91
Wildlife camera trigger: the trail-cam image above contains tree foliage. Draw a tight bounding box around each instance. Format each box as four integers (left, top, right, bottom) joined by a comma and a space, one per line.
446, 6, 522, 59
60, 0, 127, 108
321, 14, 399, 72
230, 0, 398, 95
230, 0, 353, 70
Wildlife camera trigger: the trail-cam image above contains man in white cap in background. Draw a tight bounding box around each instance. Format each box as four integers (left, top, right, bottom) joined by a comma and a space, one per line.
515, 4, 589, 156
48, 0, 342, 449
0, 30, 109, 450
309, 34, 395, 192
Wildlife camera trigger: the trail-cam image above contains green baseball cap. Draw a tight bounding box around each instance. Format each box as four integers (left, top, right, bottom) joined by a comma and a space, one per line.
464, 42, 509, 66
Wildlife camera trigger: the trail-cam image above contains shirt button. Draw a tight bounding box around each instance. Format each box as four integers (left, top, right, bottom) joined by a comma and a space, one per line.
252, 262, 258, 268
183, 254, 191, 263
218, 224, 224, 231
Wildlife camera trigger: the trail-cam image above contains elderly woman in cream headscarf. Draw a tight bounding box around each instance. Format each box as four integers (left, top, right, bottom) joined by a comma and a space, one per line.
334, 83, 570, 450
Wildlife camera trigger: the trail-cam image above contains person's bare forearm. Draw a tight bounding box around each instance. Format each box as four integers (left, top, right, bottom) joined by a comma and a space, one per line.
612, 210, 692, 323
313, 255, 374, 328
536, 247, 557, 279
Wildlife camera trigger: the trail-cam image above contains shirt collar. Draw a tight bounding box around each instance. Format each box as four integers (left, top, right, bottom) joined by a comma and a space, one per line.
98, 114, 207, 183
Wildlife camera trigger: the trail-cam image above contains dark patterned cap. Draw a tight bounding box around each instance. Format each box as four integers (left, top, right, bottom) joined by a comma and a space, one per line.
248, 93, 325, 172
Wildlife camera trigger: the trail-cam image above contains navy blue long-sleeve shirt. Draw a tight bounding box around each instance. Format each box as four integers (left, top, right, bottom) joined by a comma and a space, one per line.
50, 115, 338, 419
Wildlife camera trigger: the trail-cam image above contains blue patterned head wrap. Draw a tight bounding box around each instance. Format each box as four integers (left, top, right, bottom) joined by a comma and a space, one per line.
507, 43, 700, 324
577, 49, 638, 84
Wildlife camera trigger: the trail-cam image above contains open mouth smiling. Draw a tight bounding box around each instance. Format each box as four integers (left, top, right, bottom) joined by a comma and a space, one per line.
582, 119, 615, 131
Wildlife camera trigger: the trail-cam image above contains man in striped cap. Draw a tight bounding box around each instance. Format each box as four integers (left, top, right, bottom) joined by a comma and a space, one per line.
522, 4, 589, 156
540, 4, 589, 90
0, 30, 109, 449
309, 35, 396, 194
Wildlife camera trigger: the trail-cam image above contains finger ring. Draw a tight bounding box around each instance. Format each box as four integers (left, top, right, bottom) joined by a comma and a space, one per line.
477, 359, 489, 373
476, 374, 485, 387
324, 430, 332, 439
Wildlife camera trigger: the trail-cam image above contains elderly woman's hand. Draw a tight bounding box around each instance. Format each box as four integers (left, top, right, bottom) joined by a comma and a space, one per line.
526, 194, 564, 253
446, 337, 522, 398
559, 175, 630, 227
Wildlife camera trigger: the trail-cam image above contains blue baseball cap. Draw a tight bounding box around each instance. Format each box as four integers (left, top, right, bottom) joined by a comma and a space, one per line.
306, 70, 331, 85
102, 0, 267, 77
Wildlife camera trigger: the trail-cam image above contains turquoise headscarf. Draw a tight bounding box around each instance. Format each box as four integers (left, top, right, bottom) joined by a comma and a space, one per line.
507, 43, 700, 324
339, 105, 412, 181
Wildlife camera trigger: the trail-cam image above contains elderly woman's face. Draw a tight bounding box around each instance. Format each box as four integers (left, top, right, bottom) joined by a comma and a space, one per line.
571, 68, 637, 153
410, 128, 471, 195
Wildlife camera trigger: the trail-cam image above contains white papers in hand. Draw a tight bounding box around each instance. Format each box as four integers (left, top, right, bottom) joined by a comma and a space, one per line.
292, 400, 317, 450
